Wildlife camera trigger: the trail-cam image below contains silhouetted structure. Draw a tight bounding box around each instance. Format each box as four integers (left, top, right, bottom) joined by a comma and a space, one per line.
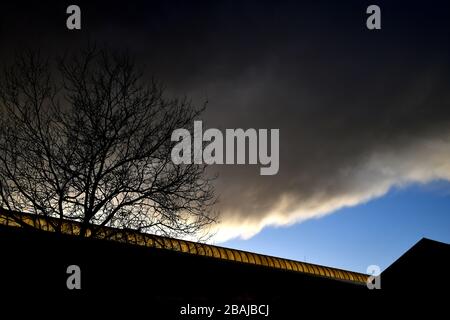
1, 210, 448, 317
381, 238, 450, 291
0, 210, 367, 284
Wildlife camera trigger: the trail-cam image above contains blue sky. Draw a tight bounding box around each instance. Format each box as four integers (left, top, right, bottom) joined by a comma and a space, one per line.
223, 181, 450, 273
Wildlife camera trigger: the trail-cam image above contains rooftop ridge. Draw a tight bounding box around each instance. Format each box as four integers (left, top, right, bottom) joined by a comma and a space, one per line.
0, 210, 368, 284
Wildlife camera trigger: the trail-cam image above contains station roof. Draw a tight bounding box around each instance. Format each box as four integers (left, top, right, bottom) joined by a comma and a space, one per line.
0, 210, 368, 284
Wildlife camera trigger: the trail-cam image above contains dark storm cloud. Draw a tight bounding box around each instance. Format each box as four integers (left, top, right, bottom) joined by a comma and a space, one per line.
2, 0, 450, 240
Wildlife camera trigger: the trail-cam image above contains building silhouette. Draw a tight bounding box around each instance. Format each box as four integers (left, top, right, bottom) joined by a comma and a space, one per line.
0, 210, 448, 317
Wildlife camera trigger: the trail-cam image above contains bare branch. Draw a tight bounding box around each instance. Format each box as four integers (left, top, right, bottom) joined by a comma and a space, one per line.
0, 47, 217, 239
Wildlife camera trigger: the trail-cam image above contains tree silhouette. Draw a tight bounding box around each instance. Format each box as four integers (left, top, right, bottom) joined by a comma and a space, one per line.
0, 47, 216, 239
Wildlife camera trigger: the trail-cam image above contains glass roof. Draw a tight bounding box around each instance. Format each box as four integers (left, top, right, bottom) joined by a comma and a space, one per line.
0, 210, 368, 284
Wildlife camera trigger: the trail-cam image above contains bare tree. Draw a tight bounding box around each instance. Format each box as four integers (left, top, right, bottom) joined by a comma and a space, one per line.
0, 48, 216, 239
